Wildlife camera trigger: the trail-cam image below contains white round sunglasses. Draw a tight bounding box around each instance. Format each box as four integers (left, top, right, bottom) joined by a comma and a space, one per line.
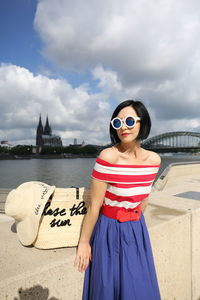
111, 115, 141, 130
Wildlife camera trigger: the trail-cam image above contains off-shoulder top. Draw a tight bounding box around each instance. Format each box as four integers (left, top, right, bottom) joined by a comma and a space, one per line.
91, 157, 160, 212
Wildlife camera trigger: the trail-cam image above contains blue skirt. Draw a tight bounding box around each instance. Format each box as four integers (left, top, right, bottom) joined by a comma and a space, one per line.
82, 212, 161, 300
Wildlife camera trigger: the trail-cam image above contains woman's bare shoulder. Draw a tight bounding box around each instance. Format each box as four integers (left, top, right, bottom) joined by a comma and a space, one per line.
144, 150, 161, 165
98, 147, 161, 165
98, 147, 117, 163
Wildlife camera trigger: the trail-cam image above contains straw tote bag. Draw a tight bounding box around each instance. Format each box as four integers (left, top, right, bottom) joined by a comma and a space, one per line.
33, 186, 90, 249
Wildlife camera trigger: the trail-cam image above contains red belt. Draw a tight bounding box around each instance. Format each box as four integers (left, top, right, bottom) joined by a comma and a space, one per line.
101, 203, 142, 222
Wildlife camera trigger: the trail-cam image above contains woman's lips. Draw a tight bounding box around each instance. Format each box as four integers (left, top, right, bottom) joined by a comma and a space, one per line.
122, 133, 130, 136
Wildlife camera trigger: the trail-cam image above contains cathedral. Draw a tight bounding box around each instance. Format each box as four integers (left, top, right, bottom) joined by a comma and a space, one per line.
36, 115, 62, 147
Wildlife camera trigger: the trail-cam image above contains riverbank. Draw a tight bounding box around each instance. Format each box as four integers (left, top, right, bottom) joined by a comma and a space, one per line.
0, 153, 97, 160
1, 152, 200, 160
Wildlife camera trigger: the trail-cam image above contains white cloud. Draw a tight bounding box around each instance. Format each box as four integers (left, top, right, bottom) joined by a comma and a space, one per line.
0, 63, 200, 146
34, 0, 200, 84
0, 64, 111, 146
32, 0, 200, 137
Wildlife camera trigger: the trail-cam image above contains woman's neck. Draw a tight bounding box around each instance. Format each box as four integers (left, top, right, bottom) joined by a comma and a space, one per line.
117, 140, 141, 157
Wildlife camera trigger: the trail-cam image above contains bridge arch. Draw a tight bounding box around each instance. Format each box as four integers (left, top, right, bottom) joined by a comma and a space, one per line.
142, 131, 200, 148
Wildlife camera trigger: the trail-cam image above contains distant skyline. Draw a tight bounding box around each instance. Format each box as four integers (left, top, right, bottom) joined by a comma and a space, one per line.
0, 0, 200, 146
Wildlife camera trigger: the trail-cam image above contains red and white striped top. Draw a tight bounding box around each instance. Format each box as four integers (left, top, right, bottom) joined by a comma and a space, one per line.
91, 157, 160, 213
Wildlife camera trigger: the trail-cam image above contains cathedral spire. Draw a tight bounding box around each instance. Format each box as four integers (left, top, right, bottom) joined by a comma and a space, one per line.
44, 115, 52, 135
37, 114, 43, 133
36, 114, 44, 146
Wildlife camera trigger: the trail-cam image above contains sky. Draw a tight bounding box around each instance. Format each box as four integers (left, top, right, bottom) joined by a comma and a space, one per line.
0, 0, 200, 146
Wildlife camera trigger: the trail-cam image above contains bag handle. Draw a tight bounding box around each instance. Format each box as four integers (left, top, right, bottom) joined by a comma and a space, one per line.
70, 186, 80, 200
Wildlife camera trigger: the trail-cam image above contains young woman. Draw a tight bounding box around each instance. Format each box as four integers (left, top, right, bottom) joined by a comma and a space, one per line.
74, 99, 161, 300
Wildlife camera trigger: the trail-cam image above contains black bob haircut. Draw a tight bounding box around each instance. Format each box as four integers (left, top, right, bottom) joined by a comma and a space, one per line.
109, 99, 151, 145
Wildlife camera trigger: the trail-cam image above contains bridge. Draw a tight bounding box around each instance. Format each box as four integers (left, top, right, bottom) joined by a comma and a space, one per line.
142, 131, 200, 153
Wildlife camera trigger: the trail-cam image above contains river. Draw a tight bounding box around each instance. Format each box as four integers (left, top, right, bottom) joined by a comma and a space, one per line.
0, 154, 200, 188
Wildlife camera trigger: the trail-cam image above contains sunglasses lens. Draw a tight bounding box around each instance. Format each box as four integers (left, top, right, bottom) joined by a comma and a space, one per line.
113, 118, 122, 129
125, 117, 135, 127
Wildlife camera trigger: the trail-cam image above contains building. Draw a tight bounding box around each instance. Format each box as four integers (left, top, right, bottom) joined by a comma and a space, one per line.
0, 140, 12, 149
69, 139, 85, 147
36, 115, 62, 147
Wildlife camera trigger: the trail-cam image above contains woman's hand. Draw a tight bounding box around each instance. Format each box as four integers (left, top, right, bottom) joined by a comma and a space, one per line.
73, 241, 92, 273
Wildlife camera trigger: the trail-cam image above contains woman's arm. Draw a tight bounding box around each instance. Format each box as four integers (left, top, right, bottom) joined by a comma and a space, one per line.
74, 178, 108, 272
79, 178, 108, 243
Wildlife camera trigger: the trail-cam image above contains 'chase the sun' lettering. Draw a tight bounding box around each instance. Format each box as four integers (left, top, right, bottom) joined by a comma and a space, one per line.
42, 201, 87, 228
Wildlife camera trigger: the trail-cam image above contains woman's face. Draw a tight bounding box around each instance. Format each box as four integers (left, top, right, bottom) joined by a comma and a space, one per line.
116, 106, 141, 143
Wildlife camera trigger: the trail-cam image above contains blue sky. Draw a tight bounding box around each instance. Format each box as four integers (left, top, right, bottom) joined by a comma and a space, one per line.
0, 0, 42, 72
0, 0, 200, 146
0, 0, 95, 88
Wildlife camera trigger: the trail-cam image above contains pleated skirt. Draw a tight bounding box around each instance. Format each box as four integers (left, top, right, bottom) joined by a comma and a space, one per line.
82, 211, 161, 300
